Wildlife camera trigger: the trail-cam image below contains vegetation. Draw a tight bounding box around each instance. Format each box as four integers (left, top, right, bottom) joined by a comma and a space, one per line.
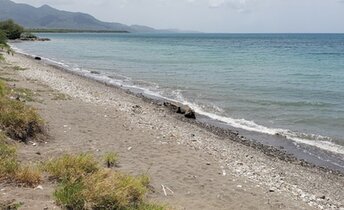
26, 28, 129, 33
0, 20, 24, 40
0, 80, 44, 142
0, 132, 42, 187
19, 32, 37, 40
104, 152, 118, 168
43, 153, 99, 181
43, 153, 166, 210
0, 29, 10, 61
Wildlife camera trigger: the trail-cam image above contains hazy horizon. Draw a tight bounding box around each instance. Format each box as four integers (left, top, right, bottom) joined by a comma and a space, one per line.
11, 0, 344, 33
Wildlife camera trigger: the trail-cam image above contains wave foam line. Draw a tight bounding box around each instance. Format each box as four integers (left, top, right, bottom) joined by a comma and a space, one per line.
184, 102, 344, 155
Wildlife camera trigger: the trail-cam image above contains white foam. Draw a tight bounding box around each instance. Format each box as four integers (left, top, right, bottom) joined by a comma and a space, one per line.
184, 101, 344, 155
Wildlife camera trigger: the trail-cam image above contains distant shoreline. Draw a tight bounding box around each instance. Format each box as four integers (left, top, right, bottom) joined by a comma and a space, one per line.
25, 29, 130, 33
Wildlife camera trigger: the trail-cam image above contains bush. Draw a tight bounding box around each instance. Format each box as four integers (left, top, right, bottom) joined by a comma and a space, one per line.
20, 32, 37, 40
0, 20, 24, 40
0, 29, 7, 43
43, 153, 99, 181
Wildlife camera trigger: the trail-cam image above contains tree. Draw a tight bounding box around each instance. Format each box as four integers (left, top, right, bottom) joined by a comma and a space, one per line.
0, 29, 7, 44
0, 29, 11, 61
0, 19, 24, 40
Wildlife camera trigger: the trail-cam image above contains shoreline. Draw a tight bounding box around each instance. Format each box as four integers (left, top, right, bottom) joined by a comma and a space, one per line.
2, 52, 344, 209
17, 51, 344, 174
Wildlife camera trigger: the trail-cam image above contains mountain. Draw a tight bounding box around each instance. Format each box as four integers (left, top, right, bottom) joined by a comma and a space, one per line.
0, 0, 163, 32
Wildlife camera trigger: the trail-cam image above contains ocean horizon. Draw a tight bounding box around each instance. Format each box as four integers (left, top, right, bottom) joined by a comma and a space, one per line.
11, 33, 344, 157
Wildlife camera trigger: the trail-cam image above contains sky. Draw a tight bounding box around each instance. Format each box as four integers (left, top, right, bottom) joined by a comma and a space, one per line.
12, 0, 344, 33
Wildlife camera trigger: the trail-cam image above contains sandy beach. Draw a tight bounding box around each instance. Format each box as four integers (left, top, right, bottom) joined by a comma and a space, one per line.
0, 52, 343, 209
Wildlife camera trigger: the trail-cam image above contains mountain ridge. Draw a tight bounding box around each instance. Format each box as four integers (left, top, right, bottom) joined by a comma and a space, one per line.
0, 0, 166, 32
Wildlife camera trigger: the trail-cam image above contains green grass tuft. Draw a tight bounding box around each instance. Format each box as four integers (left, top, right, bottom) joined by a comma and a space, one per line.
0, 132, 18, 179
54, 178, 85, 210
103, 152, 118, 168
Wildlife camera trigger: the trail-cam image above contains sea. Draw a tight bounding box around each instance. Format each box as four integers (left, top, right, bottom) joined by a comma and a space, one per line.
11, 33, 344, 171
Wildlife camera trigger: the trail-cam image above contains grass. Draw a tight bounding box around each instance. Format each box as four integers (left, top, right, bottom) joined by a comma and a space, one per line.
0, 81, 44, 142
0, 132, 42, 187
43, 153, 99, 181
0, 132, 18, 179
0, 80, 44, 186
104, 152, 118, 168
54, 178, 85, 209
14, 165, 42, 187
44, 153, 167, 210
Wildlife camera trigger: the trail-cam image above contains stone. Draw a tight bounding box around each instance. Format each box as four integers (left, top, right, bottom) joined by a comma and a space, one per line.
163, 101, 196, 119
34, 56, 41, 60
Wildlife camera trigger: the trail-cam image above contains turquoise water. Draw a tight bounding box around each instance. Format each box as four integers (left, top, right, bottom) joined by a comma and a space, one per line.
12, 33, 344, 154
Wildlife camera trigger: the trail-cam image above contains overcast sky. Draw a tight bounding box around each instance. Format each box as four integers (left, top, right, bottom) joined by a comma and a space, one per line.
12, 0, 344, 33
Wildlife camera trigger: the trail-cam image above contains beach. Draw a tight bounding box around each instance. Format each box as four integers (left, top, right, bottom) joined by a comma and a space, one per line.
0, 52, 343, 209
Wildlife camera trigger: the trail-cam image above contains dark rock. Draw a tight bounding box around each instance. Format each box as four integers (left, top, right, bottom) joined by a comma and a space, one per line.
163, 101, 196, 119
269, 189, 275, 192
319, 195, 326, 199
184, 109, 196, 119
90, 71, 100, 74
37, 38, 50, 41
34, 56, 41, 60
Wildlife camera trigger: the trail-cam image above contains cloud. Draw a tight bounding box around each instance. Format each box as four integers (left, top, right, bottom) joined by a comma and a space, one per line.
207, 0, 257, 13
208, 0, 226, 8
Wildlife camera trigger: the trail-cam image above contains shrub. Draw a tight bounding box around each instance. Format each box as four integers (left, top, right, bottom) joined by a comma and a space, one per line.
0, 20, 24, 40
43, 153, 99, 181
0, 29, 6, 44
103, 152, 118, 168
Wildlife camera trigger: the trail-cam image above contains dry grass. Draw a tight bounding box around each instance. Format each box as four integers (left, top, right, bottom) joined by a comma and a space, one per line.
0, 81, 44, 142
14, 165, 42, 187
43, 153, 99, 181
47, 154, 167, 210
82, 169, 148, 209
0, 132, 18, 179
0, 132, 42, 187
